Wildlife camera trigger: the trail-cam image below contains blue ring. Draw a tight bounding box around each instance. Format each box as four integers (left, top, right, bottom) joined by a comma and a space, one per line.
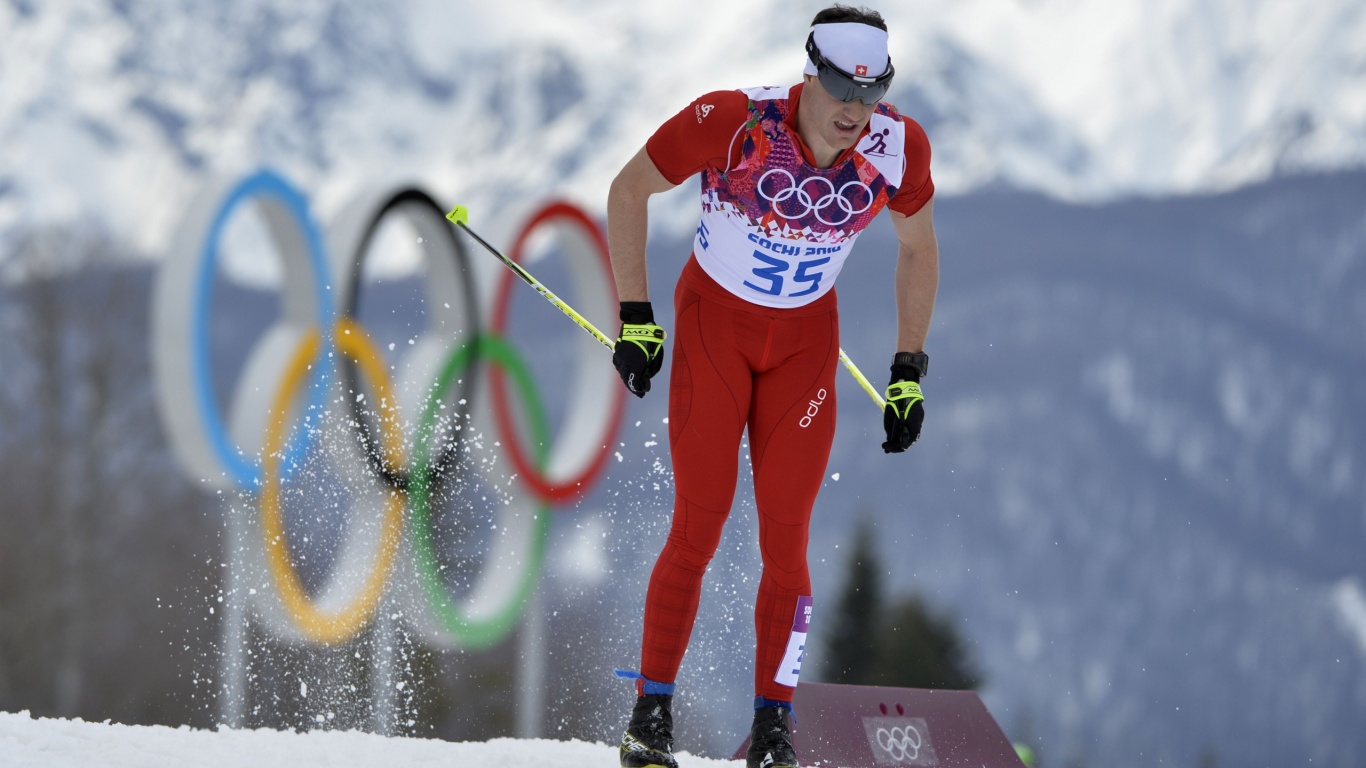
192, 169, 334, 487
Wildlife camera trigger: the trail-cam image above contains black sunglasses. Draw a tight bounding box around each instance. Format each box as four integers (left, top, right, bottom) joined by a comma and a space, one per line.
805, 32, 895, 105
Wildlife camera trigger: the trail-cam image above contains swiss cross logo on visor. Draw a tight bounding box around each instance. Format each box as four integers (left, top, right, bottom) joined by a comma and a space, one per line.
855, 64, 868, 76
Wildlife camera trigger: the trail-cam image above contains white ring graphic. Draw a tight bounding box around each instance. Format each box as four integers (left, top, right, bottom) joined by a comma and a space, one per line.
757, 168, 873, 226
876, 724, 924, 763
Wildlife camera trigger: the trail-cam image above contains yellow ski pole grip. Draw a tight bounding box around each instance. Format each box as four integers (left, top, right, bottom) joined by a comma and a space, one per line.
445, 203, 614, 351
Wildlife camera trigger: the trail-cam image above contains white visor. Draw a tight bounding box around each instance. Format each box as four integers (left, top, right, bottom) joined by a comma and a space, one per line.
802, 22, 890, 79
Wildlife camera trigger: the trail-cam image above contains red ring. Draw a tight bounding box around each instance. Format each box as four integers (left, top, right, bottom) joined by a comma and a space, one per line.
490, 200, 626, 504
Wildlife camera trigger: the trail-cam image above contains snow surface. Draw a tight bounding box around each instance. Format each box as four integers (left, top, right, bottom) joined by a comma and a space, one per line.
0, 711, 742, 768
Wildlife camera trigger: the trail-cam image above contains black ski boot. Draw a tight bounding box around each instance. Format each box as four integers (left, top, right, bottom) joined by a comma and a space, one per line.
619, 693, 678, 768
746, 703, 798, 768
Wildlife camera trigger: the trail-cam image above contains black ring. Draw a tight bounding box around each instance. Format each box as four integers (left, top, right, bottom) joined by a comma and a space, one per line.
339, 188, 481, 492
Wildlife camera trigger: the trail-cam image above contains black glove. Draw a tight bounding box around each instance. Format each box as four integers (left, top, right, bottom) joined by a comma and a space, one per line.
612, 301, 666, 398
881, 361, 925, 453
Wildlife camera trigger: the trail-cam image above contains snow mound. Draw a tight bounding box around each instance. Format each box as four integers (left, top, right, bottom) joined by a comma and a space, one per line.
0, 711, 743, 768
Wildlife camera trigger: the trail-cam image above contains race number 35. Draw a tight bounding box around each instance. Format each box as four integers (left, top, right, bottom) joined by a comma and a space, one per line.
743, 252, 832, 298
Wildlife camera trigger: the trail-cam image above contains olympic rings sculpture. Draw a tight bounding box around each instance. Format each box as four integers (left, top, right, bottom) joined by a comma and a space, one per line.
153, 169, 623, 648
757, 168, 874, 226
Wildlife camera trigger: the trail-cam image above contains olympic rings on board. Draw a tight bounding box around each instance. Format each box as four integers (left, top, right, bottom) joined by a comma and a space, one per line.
876, 723, 925, 762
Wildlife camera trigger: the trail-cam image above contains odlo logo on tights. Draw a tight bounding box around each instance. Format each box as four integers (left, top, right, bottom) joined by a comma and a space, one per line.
798, 388, 828, 428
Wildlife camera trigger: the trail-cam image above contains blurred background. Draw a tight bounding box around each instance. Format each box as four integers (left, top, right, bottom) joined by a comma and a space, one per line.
1, 1, 1364, 766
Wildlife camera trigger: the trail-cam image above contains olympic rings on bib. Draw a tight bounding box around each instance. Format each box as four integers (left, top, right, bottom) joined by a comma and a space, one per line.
757, 168, 873, 227
154, 170, 622, 648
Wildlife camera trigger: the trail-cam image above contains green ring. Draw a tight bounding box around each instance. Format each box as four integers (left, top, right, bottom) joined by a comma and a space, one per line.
408, 334, 551, 648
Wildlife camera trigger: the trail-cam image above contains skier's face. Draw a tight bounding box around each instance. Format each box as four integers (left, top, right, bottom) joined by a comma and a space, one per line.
799, 75, 876, 161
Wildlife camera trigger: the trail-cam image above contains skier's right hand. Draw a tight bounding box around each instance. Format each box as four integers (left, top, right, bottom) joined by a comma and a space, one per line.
612, 301, 666, 398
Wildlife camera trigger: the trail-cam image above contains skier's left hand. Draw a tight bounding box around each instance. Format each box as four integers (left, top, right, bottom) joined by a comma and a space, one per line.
881, 363, 924, 453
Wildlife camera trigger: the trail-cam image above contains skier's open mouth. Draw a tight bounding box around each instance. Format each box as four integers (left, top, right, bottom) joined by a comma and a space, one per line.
834, 120, 859, 134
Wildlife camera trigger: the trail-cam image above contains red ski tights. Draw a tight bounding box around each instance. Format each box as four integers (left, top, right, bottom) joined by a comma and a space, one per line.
638, 257, 838, 702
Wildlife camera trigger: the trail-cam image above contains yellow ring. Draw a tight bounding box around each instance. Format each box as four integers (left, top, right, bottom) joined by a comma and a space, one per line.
259, 317, 405, 644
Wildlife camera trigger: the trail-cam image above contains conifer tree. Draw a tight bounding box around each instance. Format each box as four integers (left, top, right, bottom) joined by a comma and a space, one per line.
822, 516, 883, 684
821, 517, 982, 691
873, 592, 982, 690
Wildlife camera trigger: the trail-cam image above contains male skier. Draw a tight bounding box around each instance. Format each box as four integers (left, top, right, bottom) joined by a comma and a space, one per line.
608, 5, 938, 767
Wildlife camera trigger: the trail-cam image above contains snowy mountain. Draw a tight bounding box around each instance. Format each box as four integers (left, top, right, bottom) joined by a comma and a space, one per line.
2, 0, 1365, 258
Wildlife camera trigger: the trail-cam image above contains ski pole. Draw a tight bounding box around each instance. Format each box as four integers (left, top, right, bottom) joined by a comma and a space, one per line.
840, 349, 886, 410
446, 205, 885, 412
445, 205, 614, 351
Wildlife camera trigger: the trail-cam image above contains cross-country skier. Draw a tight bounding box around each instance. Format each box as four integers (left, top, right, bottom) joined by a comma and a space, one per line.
607, 5, 938, 768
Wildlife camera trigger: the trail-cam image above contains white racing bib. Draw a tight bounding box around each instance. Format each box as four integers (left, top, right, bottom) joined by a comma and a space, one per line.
692, 86, 906, 309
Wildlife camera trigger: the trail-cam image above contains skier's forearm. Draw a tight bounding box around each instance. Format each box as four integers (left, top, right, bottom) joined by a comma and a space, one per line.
608, 185, 651, 303
608, 147, 674, 304
891, 200, 939, 353
895, 242, 937, 352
